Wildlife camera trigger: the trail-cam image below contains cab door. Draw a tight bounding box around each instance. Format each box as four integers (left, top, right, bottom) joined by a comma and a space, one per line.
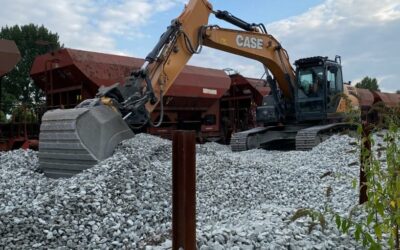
326, 65, 344, 113
295, 66, 326, 121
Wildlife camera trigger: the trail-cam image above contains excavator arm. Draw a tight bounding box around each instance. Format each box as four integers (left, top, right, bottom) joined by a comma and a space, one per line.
39, 0, 297, 177
95, 0, 213, 126
141, 0, 213, 113
110, 0, 295, 125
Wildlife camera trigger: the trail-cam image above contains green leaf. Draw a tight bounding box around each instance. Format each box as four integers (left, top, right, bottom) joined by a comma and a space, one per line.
290, 208, 312, 222
362, 234, 368, 247
357, 125, 363, 135
355, 224, 362, 241
376, 203, 384, 217
344, 220, 352, 232
369, 243, 382, 250
376, 182, 382, 194
374, 224, 382, 240
352, 179, 357, 189
367, 213, 374, 225
318, 214, 326, 231
335, 215, 341, 229
341, 219, 350, 233
365, 233, 376, 245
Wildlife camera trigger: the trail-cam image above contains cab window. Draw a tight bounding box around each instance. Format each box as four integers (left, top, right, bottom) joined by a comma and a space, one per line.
326, 66, 344, 112
298, 66, 324, 97
327, 66, 343, 93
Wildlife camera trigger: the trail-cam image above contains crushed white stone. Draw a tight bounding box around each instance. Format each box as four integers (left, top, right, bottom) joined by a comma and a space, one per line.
0, 133, 371, 249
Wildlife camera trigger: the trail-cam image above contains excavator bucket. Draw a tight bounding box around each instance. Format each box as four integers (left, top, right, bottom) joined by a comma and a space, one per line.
39, 105, 134, 178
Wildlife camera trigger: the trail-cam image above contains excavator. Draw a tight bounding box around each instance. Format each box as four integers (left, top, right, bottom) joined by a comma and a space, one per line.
39, 0, 359, 177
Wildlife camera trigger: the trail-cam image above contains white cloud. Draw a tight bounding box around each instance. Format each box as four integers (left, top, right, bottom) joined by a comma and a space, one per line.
190, 0, 400, 93
0, 0, 183, 54
98, 1, 152, 35
1, 0, 398, 92
265, 0, 400, 92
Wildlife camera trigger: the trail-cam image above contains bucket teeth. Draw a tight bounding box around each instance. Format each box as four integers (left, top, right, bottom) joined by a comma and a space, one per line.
39, 106, 134, 178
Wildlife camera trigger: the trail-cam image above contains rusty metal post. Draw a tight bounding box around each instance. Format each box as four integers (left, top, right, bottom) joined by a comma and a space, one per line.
0, 76, 3, 111
172, 130, 196, 250
359, 121, 371, 204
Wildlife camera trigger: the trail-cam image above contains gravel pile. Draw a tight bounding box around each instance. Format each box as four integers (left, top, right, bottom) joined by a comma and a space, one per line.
0, 133, 366, 249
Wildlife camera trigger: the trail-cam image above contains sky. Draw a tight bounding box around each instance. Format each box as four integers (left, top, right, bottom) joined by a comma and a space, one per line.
1, 0, 399, 92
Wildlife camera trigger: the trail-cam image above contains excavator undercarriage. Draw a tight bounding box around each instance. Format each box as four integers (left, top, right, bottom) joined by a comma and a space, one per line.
230, 123, 357, 152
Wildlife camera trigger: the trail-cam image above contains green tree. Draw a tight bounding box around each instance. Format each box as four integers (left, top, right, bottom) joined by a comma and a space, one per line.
0, 110, 6, 122
0, 24, 62, 114
396, 90, 400, 94
355, 76, 380, 91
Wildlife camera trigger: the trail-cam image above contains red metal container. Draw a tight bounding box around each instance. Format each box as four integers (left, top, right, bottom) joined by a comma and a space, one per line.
30, 48, 237, 141
30, 48, 231, 110
372, 91, 400, 108
0, 39, 20, 77
31, 49, 141, 108
355, 88, 375, 109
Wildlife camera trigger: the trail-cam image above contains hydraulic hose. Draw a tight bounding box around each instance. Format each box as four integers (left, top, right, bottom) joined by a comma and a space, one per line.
148, 88, 164, 128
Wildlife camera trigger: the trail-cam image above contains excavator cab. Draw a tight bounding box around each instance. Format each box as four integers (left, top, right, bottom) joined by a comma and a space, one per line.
256, 56, 344, 126
294, 57, 344, 122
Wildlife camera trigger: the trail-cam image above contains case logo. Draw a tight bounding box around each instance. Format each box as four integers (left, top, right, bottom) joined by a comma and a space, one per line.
236, 35, 263, 49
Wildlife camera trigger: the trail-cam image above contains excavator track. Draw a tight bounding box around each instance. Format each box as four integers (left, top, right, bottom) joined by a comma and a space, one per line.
230, 132, 249, 152
295, 123, 353, 151
230, 127, 272, 152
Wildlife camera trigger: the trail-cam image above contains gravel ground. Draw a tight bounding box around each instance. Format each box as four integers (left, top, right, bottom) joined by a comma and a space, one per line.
0, 133, 371, 249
